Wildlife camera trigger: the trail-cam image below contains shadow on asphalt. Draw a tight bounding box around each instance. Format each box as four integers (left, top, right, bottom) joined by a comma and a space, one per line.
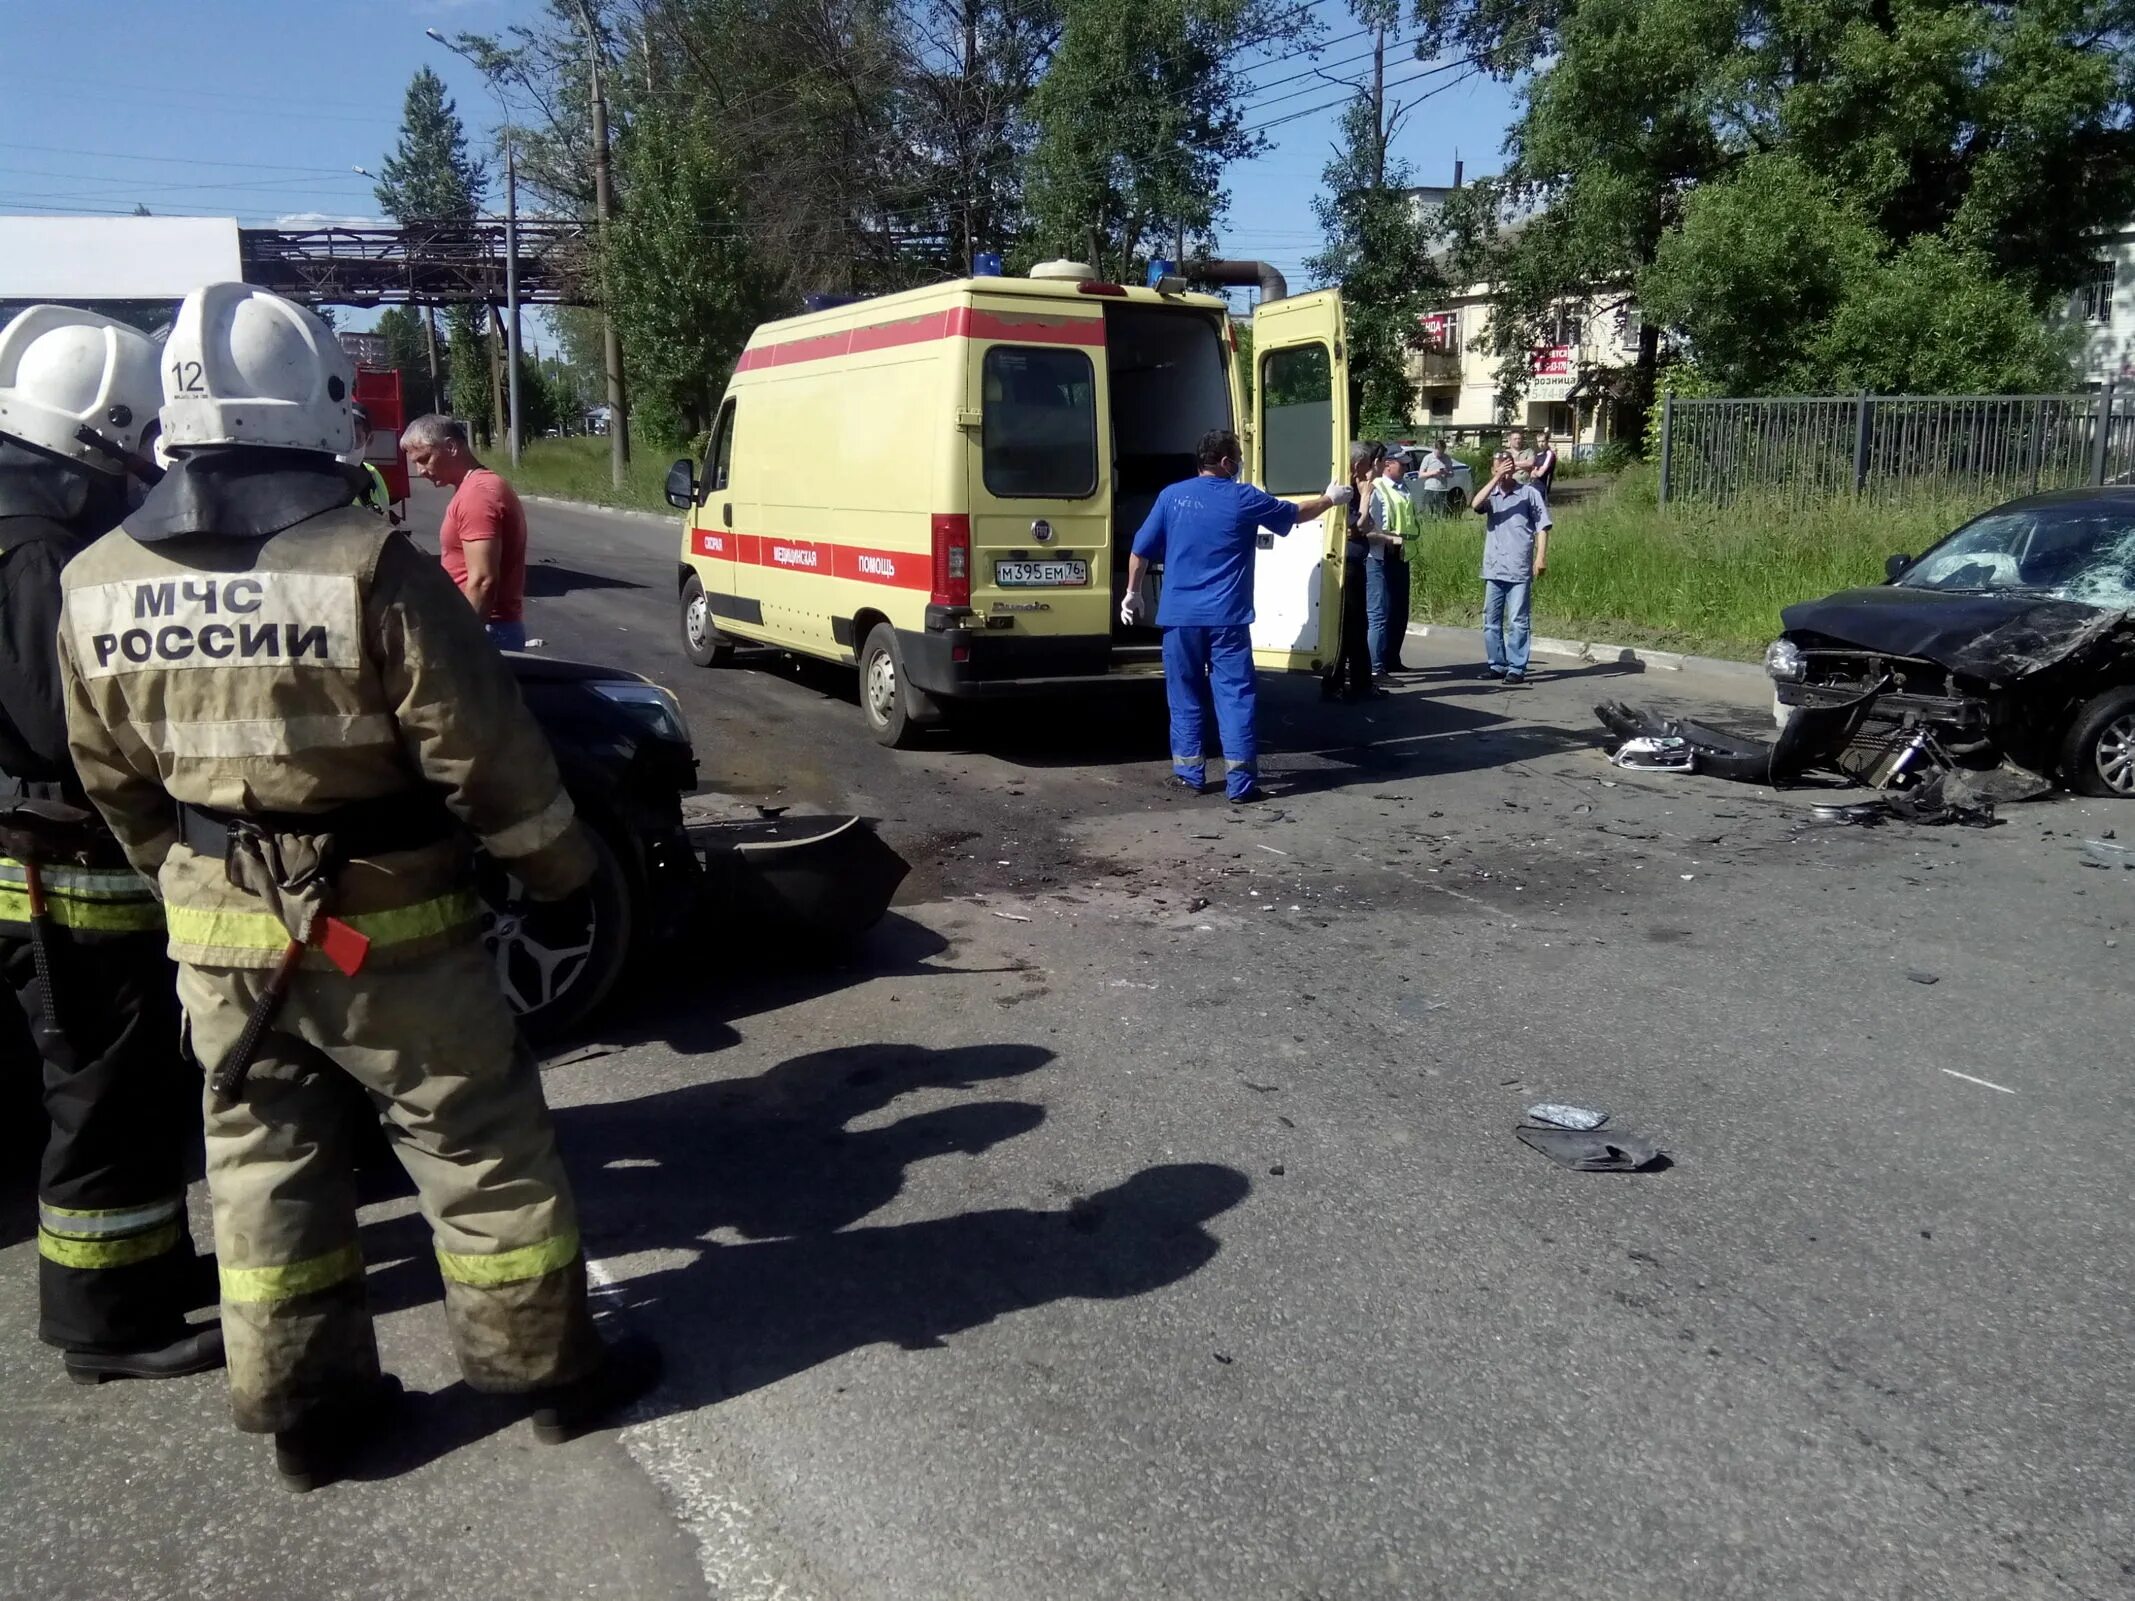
344, 1040, 1251, 1444
524, 560, 647, 598
553, 1040, 1251, 1412
726, 649, 1651, 795
589, 911, 1022, 1057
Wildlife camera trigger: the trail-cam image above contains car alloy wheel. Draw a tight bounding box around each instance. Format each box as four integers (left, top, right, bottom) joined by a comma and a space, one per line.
474, 824, 634, 1039
2096, 712, 2135, 795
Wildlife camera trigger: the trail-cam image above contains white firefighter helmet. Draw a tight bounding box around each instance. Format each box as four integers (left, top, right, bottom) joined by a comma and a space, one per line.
160, 282, 354, 456
0, 304, 162, 475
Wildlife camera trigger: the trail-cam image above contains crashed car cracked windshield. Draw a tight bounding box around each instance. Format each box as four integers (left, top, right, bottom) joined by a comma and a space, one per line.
1766, 487, 2135, 797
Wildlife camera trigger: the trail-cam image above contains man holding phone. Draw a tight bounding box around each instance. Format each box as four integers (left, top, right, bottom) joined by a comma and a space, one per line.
1471, 448, 1552, 684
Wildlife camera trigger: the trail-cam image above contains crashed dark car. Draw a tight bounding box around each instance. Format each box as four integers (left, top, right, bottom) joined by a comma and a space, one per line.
487, 654, 700, 1037
1766, 487, 2135, 797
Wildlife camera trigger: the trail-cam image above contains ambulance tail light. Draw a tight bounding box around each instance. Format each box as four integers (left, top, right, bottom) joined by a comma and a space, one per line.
1076, 280, 1128, 297
931, 514, 972, 607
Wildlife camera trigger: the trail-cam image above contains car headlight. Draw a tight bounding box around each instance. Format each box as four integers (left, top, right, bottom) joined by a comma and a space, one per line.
1763, 639, 1806, 682
590, 680, 691, 744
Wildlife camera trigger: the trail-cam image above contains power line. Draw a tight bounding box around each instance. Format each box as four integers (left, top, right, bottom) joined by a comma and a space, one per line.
1242, 50, 1467, 119
1240, 35, 1428, 105
0, 167, 374, 199
1241, 58, 1479, 137
0, 141, 373, 176
2, 88, 395, 128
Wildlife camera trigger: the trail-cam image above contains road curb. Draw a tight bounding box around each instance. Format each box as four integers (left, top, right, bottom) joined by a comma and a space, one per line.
518, 492, 677, 528
1407, 623, 1769, 685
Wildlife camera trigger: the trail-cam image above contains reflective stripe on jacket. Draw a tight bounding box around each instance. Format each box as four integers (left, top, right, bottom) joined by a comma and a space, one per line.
56, 505, 592, 970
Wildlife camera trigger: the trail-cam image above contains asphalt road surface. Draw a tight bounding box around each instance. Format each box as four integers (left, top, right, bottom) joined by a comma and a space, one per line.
3, 483, 2130, 1601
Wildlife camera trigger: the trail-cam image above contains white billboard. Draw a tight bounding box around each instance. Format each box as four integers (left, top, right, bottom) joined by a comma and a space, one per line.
0, 216, 243, 301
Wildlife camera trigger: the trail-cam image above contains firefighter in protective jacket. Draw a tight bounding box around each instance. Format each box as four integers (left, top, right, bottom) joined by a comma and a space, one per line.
57, 283, 659, 1490
0, 305, 222, 1384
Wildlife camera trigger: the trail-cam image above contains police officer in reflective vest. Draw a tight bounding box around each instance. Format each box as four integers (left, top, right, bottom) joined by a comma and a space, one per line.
57, 283, 658, 1490
0, 305, 223, 1384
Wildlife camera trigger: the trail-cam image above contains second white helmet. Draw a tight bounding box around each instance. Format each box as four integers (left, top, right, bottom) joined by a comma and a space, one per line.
161, 283, 355, 457
0, 305, 162, 474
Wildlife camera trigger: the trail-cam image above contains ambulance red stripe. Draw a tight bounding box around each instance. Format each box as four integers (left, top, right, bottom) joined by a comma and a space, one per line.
733, 304, 1106, 373
690, 528, 928, 591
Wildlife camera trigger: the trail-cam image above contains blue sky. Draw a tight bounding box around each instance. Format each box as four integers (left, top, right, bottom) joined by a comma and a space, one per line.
0, 0, 1516, 326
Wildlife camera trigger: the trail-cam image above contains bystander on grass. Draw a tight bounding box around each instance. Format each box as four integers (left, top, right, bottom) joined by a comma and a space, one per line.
491, 435, 679, 516
1410, 468, 1998, 659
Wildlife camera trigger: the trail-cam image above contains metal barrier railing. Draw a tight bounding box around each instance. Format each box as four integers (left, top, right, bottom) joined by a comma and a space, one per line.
1657, 385, 2133, 505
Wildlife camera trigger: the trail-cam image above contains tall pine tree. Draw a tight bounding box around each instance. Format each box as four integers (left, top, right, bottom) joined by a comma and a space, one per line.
373, 67, 487, 222
374, 68, 488, 418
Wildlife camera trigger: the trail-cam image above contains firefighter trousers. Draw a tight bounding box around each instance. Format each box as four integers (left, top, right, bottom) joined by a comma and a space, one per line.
2, 927, 202, 1352
176, 941, 601, 1434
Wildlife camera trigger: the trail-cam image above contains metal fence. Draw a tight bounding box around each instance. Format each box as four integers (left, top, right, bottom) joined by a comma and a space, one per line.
1657, 384, 2135, 506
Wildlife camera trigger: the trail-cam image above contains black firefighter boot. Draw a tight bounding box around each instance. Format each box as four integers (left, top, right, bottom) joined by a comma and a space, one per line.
530, 1334, 664, 1444
272, 1373, 406, 1493
64, 1325, 226, 1385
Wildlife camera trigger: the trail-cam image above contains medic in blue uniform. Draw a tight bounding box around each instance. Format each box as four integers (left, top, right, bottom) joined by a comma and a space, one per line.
1123, 429, 1352, 802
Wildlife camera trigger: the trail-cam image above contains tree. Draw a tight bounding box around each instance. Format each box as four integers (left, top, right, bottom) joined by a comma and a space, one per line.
1642, 154, 2079, 393
1307, 2, 1446, 435
1417, 0, 2135, 408
1025, 0, 1307, 279
447, 308, 494, 444
1809, 239, 2080, 395
896, 0, 1062, 271
374, 67, 488, 418
604, 106, 780, 445
372, 67, 488, 222
374, 307, 442, 415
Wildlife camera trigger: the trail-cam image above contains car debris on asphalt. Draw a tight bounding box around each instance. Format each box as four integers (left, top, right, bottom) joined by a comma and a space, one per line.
1515, 1124, 1668, 1172
1525, 1103, 1610, 1131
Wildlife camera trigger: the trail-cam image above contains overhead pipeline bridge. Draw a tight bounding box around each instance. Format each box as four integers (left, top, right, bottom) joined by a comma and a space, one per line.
236, 219, 597, 309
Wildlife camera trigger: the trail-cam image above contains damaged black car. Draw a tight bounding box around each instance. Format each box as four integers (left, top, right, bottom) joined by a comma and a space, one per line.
1765, 487, 2135, 797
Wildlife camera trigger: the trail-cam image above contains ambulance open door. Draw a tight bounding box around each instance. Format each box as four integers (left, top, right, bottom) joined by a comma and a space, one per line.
1247, 290, 1350, 674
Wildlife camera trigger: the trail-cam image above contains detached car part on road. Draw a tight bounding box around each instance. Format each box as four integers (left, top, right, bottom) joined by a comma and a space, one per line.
1765, 488, 2135, 797
491, 654, 911, 1040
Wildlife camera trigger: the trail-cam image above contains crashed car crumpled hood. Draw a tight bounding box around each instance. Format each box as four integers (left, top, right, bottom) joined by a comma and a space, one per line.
1780, 587, 2134, 685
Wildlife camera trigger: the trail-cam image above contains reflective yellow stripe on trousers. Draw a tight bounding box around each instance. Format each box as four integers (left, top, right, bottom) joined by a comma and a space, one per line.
0, 857, 164, 934
436, 1228, 581, 1287
219, 1243, 366, 1304
37, 1197, 185, 1270
163, 890, 482, 952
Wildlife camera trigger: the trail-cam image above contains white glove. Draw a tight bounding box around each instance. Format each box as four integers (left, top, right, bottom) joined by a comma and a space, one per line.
1120, 594, 1140, 627
1325, 482, 1355, 506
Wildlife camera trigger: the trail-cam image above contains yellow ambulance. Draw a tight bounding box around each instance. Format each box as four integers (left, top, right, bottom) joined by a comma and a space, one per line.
666, 262, 1353, 746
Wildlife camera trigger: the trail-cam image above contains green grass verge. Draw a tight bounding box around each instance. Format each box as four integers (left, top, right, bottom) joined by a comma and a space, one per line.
1410, 468, 1998, 660
490, 436, 679, 516
497, 443, 1997, 662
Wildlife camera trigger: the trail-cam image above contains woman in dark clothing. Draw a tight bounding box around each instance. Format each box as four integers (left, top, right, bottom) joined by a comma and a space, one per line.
1323, 439, 1388, 701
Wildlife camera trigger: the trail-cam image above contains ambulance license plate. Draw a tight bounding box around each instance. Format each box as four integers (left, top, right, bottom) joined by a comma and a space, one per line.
995, 559, 1089, 587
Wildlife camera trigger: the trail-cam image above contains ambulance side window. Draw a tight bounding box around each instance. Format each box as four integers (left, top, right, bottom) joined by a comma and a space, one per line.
1259, 344, 1333, 495
706, 399, 737, 493
981, 346, 1097, 499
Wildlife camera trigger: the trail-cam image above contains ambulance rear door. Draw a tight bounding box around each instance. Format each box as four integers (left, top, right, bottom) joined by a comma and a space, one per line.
1247, 290, 1350, 674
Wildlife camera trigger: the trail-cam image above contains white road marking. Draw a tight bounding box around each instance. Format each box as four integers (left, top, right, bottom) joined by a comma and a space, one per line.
1940, 1069, 2016, 1094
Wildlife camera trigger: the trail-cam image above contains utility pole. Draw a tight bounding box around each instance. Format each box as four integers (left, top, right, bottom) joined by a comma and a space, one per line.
576, 0, 630, 487
1370, 21, 1387, 187
504, 137, 521, 466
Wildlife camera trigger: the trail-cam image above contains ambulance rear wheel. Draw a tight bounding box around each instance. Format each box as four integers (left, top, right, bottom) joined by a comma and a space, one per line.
681, 574, 735, 667
860, 623, 931, 749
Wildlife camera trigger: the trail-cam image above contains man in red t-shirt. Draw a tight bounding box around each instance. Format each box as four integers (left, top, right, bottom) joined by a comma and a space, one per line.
403, 414, 530, 649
